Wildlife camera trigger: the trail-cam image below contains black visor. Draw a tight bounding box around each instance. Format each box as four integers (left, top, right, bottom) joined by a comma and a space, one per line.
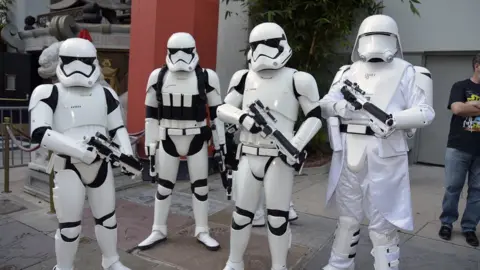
60, 56, 96, 65
250, 35, 286, 51
168, 48, 195, 54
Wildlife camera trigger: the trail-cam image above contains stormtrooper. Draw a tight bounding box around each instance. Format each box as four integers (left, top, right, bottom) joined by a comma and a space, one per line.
218, 22, 322, 270
319, 15, 435, 270
28, 38, 133, 270
139, 32, 224, 251
228, 49, 298, 227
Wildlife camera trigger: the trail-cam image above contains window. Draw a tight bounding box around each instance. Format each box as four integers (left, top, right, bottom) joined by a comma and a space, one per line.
5, 74, 16, 91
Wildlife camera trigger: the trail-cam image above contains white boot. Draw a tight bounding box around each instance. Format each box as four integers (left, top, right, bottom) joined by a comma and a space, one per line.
223, 260, 244, 270
288, 201, 298, 222
323, 216, 360, 270
369, 230, 400, 270
137, 190, 170, 250
105, 261, 131, 270
197, 231, 220, 251
323, 264, 355, 270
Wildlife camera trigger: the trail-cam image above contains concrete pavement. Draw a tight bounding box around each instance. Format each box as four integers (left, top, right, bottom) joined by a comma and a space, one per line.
1, 164, 479, 269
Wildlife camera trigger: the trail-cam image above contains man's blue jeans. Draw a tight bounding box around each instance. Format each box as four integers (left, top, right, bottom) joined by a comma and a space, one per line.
440, 147, 480, 232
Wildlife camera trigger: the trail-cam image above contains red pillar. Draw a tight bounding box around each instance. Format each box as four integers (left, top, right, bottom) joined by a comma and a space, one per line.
127, 0, 219, 157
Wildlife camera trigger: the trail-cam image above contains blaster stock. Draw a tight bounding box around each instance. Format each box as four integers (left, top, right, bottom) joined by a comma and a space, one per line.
84, 132, 143, 177
341, 80, 395, 130
248, 100, 307, 172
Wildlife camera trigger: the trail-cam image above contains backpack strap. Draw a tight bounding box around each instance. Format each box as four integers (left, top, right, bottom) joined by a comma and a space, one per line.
195, 65, 207, 104
155, 65, 169, 102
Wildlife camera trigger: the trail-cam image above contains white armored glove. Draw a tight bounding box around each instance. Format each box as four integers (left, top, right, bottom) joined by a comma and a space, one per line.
82, 146, 98, 164
368, 119, 396, 139
239, 113, 262, 133
334, 99, 356, 118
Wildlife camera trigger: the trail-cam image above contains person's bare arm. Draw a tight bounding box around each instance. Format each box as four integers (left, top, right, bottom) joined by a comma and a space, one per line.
450, 101, 480, 117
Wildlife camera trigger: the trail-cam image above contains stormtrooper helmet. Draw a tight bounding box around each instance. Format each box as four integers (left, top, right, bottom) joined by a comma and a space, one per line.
249, 22, 292, 72
352, 15, 403, 63
247, 49, 252, 69
166, 32, 199, 72
56, 38, 101, 88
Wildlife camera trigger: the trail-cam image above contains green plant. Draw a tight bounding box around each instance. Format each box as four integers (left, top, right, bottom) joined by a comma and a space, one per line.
0, 0, 14, 28
223, 0, 420, 156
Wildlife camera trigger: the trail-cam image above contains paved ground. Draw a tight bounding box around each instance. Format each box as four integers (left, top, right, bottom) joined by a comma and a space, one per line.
0, 164, 479, 270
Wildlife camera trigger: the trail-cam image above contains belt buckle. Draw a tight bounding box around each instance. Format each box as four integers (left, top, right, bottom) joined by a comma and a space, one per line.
347, 124, 367, 135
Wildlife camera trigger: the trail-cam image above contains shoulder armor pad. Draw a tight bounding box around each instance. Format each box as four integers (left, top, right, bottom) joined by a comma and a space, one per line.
28, 84, 55, 111
331, 65, 351, 87
293, 71, 320, 102
227, 69, 249, 93
103, 86, 120, 101
146, 68, 163, 92
414, 66, 431, 78
205, 68, 221, 95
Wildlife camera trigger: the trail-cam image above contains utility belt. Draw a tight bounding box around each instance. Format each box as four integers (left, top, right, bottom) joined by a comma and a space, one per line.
236, 144, 279, 160
339, 124, 375, 136
158, 125, 211, 140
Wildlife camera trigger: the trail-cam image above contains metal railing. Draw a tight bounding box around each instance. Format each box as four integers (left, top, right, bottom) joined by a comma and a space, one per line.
0, 107, 33, 168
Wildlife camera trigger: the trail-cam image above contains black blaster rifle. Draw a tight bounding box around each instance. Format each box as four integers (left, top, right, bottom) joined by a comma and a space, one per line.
248, 100, 307, 173
211, 124, 231, 200
146, 142, 158, 183
341, 79, 395, 132
84, 132, 143, 177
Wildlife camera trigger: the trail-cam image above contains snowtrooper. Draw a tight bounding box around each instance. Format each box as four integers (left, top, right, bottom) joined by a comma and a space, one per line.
138, 32, 225, 251
29, 37, 133, 270
217, 22, 322, 270
319, 15, 435, 270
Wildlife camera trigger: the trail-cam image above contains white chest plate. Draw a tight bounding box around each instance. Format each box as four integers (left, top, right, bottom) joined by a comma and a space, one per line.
242, 68, 299, 121
240, 68, 299, 148
53, 83, 108, 140
346, 59, 408, 111
161, 71, 199, 97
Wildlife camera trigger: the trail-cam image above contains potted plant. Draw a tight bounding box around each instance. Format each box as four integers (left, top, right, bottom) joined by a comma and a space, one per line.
0, 0, 14, 52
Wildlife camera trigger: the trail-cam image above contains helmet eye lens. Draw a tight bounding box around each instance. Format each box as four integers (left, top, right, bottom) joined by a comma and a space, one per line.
168, 47, 194, 54
60, 56, 95, 65
363, 32, 392, 37
249, 35, 286, 52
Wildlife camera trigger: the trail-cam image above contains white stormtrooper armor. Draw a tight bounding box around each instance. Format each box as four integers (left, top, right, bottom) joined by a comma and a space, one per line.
28, 38, 133, 270
138, 32, 224, 251
218, 23, 322, 270
239, 49, 298, 227
319, 15, 435, 270
326, 65, 433, 142
406, 66, 433, 138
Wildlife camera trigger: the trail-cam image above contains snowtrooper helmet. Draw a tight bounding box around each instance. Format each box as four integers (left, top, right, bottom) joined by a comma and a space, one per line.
166, 32, 199, 72
352, 15, 403, 63
56, 38, 101, 88
249, 22, 292, 72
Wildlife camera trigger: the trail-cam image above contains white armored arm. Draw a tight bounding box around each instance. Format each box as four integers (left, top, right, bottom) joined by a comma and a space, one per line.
393, 66, 435, 130
144, 68, 161, 155
405, 66, 433, 138
319, 65, 351, 118
217, 69, 249, 125
29, 84, 96, 164
204, 68, 226, 147
104, 87, 133, 156
291, 72, 323, 151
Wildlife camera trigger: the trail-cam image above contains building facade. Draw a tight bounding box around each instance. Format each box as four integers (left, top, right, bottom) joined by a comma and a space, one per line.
5, 0, 473, 166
